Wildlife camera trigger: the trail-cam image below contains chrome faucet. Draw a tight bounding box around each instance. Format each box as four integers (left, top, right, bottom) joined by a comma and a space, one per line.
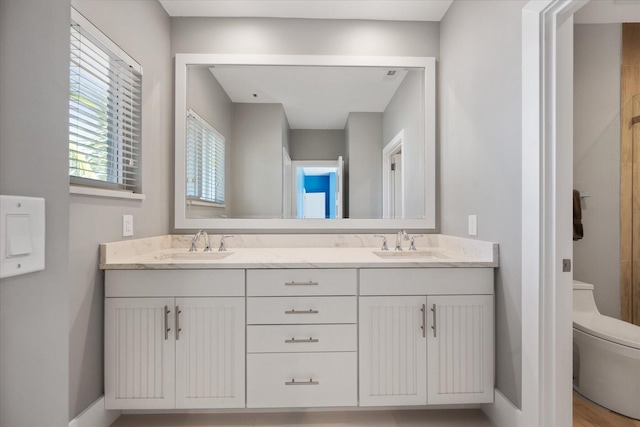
374, 235, 389, 251
408, 234, 424, 251
189, 230, 212, 252
395, 229, 409, 251
218, 235, 234, 252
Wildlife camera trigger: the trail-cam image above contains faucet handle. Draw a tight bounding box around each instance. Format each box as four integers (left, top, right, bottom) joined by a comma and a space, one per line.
409, 234, 424, 251
219, 235, 234, 252
373, 235, 388, 251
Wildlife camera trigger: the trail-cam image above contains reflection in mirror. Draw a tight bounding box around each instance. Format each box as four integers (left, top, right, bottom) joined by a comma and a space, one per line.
174, 54, 436, 231
184, 64, 424, 220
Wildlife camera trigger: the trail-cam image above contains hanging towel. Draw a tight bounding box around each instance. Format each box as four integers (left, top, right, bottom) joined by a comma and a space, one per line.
573, 189, 583, 241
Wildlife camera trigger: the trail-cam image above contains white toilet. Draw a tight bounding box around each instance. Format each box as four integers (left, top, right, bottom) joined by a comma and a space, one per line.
573, 280, 640, 420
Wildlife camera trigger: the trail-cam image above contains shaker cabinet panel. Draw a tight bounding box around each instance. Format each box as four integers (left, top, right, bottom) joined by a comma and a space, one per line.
105, 298, 175, 410
358, 296, 427, 406
426, 295, 494, 404
175, 298, 245, 408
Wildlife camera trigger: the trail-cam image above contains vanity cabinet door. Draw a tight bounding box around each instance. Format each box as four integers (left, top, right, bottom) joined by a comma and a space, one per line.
359, 296, 427, 406
426, 295, 494, 404
175, 297, 245, 409
104, 298, 175, 410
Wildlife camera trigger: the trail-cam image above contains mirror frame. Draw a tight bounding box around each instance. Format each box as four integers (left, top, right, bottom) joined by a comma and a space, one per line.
174, 54, 436, 231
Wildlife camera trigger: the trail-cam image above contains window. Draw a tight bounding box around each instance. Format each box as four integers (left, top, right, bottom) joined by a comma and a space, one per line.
186, 109, 225, 205
69, 8, 142, 192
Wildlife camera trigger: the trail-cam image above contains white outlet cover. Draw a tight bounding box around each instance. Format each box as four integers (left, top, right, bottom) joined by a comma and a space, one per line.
0, 195, 45, 279
468, 214, 478, 236
122, 215, 134, 237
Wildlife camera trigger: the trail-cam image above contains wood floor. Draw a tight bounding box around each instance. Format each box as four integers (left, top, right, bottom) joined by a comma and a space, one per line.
574, 393, 640, 427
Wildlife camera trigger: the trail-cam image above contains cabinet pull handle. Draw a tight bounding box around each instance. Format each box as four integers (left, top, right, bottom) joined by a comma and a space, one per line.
164, 305, 171, 340
285, 378, 319, 386
285, 337, 319, 343
431, 304, 437, 338
175, 306, 182, 340
421, 304, 426, 338
285, 281, 319, 286
285, 309, 319, 314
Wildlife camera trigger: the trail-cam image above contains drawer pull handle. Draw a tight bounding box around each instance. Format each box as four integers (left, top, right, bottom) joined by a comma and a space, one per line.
175, 306, 182, 341
431, 304, 437, 338
285, 337, 319, 343
285, 281, 319, 286
285, 378, 319, 386
164, 305, 171, 340
285, 309, 319, 315
421, 304, 426, 338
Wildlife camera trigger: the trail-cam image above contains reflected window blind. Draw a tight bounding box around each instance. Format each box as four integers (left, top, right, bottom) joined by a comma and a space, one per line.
186, 110, 225, 204
69, 10, 142, 192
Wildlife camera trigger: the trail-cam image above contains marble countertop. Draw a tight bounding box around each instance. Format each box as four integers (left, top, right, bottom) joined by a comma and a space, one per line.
100, 234, 499, 270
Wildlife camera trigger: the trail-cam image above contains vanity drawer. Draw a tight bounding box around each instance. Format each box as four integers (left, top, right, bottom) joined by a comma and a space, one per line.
247, 324, 357, 353
247, 296, 356, 324
247, 269, 356, 296
247, 352, 357, 408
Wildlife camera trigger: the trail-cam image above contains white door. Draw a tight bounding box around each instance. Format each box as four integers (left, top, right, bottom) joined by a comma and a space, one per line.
426, 295, 494, 404
359, 296, 427, 406
282, 148, 292, 219
336, 156, 343, 218
304, 192, 325, 218
175, 297, 245, 408
104, 298, 175, 410
392, 153, 403, 218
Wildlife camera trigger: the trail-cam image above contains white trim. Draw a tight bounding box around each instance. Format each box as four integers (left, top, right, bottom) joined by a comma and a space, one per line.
521, 1, 588, 426
382, 129, 405, 219
68, 396, 121, 427
481, 389, 522, 427
174, 54, 436, 231
70, 185, 145, 200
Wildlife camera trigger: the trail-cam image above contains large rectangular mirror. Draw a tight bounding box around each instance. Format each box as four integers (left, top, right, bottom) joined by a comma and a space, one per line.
174, 54, 435, 231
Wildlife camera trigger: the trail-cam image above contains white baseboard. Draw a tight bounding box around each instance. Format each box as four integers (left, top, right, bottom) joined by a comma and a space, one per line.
481, 389, 522, 427
69, 396, 121, 427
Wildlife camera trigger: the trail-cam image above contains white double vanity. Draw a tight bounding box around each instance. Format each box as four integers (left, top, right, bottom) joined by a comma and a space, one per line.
100, 234, 498, 412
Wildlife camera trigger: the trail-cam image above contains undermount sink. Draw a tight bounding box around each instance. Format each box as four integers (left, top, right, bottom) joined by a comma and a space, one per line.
373, 249, 446, 259
157, 251, 234, 261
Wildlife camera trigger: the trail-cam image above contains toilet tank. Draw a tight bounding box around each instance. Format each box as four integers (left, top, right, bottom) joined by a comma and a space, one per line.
573, 280, 599, 315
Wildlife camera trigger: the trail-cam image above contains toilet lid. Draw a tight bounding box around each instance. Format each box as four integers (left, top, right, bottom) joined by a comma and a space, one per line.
573, 312, 640, 350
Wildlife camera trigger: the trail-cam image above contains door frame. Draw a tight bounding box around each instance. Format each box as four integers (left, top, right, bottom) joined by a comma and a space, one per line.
382, 129, 405, 219
517, 1, 588, 427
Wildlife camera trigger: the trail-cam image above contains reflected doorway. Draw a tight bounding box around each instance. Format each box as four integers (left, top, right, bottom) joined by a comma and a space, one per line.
292, 158, 343, 219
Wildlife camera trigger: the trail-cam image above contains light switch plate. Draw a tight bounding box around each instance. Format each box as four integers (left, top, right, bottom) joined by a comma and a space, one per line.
1, 195, 45, 279
122, 215, 133, 237
468, 214, 478, 236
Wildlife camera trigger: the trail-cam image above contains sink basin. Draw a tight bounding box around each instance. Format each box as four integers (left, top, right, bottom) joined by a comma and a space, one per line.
373, 249, 445, 259
157, 251, 234, 261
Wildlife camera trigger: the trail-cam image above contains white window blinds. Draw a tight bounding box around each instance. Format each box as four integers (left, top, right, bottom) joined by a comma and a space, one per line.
186, 110, 225, 205
69, 9, 142, 192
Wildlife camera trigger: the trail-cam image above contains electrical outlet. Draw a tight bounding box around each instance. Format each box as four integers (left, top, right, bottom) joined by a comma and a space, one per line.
468, 214, 478, 236
122, 214, 134, 237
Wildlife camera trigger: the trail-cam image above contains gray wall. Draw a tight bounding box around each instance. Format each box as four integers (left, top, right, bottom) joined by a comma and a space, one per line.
230, 103, 286, 218
0, 0, 70, 425
186, 66, 233, 219
573, 24, 622, 319
69, 0, 172, 419
439, 0, 525, 408
346, 113, 383, 218
171, 18, 440, 58
290, 129, 346, 161
383, 70, 426, 218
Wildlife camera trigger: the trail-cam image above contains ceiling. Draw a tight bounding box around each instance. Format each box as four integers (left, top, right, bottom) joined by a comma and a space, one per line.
159, 0, 454, 21
575, 0, 640, 23
209, 65, 410, 129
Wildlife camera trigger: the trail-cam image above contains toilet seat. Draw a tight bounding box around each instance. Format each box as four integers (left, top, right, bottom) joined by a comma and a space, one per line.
573, 313, 640, 350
